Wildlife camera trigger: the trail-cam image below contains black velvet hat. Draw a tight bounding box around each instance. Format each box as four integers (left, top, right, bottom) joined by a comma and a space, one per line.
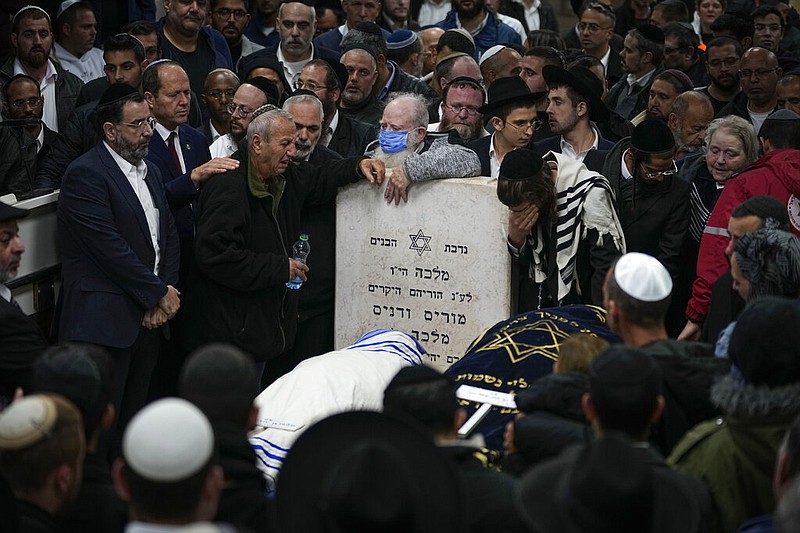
635, 23, 665, 45
516, 433, 705, 533
498, 149, 545, 181
238, 54, 290, 95
630, 119, 675, 154
318, 57, 348, 90
0, 201, 28, 222
277, 411, 464, 533
542, 65, 610, 123
98, 82, 138, 107
478, 76, 546, 116
245, 76, 280, 106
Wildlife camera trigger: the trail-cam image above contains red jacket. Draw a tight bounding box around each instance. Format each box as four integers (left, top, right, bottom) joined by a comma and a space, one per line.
686, 149, 800, 324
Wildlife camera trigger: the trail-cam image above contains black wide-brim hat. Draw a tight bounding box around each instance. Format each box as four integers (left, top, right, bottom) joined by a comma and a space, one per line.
0, 201, 29, 222
478, 75, 546, 117
276, 411, 465, 533
542, 65, 610, 123
516, 434, 705, 533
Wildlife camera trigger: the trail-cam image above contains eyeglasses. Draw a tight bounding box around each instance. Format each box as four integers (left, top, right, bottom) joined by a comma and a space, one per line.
739, 68, 779, 79
206, 88, 236, 100
577, 22, 611, 33
213, 8, 247, 19
120, 116, 156, 133
754, 23, 781, 32
9, 96, 43, 109
227, 103, 253, 117
444, 102, 480, 116
293, 80, 330, 91
707, 57, 739, 68
503, 119, 542, 132
642, 160, 677, 180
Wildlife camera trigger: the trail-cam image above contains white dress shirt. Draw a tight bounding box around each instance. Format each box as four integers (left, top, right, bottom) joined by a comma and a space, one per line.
210, 133, 237, 158
514, 0, 541, 31
104, 141, 161, 274
559, 126, 600, 162
320, 110, 340, 148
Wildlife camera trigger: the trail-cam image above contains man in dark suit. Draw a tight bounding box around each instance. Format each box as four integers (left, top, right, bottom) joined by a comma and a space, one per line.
531, 65, 614, 173
298, 58, 378, 157
142, 60, 239, 287
0, 200, 48, 408
57, 86, 180, 447
600, 119, 690, 282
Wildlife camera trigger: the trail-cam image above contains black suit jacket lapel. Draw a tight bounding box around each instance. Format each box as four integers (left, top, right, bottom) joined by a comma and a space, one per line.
98, 144, 153, 244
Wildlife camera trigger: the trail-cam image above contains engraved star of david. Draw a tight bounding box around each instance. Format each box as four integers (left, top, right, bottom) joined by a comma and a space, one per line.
409, 229, 432, 256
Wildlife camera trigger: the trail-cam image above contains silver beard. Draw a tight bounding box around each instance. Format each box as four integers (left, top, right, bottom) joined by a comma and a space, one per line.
372, 143, 419, 168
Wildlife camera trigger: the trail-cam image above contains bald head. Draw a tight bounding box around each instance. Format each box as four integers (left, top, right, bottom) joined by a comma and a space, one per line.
740, 47, 781, 108
481, 47, 522, 88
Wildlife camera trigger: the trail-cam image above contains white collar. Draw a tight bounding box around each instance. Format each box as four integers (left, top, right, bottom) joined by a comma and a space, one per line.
104, 140, 147, 176
277, 42, 313, 64
560, 125, 599, 154
154, 121, 178, 143
621, 148, 634, 180
13, 57, 57, 83
328, 109, 340, 133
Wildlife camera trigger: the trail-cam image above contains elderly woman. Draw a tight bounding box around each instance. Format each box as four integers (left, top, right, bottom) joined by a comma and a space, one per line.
681, 115, 759, 249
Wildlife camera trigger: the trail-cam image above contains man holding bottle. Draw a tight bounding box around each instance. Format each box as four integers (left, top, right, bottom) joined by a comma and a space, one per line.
182, 105, 386, 385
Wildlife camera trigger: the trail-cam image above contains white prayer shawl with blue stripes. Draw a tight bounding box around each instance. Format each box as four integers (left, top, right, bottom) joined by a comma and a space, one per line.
248, 329, 425, 494
527, 152, 626, 303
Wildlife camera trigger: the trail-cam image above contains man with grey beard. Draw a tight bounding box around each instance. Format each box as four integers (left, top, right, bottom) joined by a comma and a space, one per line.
372, 92, 482, 204
667, 91, 714, 161
57, 84, 180, 450
283, 92, 340, 164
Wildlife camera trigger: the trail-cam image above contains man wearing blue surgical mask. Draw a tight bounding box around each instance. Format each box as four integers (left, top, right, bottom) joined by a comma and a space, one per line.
367, 92, 482, 203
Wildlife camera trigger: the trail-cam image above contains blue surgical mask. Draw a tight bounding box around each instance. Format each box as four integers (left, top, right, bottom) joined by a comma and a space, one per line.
379, 129, 409, 154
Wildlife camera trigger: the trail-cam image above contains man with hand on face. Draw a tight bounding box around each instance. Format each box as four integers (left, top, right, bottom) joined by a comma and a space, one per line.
182, 105, 387, 382
57, 85, 180, 449
498, 149, 624, 309
209, 75, 279, 157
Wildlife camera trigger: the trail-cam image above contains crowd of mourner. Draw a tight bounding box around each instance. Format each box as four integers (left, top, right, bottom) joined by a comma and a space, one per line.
1, 0, 800, 530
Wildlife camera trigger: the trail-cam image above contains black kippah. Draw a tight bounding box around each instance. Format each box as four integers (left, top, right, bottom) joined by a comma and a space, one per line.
499, 149, 545, 181
98, 83, 138, 107
635, 23, 665, 45
354, 21, 384, 37
630, 120, 675, 153
246, 76, 280, 105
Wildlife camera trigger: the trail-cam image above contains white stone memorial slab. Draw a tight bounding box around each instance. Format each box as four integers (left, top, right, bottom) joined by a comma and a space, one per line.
335, 176, 511, 372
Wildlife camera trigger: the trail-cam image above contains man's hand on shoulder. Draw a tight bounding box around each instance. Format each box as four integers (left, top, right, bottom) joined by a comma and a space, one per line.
384, 166, 411, 205
190, 157, 240, 186
359, 158, 385, 185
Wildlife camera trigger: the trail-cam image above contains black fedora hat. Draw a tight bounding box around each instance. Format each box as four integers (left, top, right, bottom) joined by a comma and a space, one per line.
0, 201, 29, 223
516, 434, 706, 533
277, 411, 465, 533
543, 65, 610, 123
478, 76, 546, 117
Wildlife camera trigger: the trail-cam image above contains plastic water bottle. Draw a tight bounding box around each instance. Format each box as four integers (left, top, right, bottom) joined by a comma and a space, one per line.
286, 234, 310, 289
